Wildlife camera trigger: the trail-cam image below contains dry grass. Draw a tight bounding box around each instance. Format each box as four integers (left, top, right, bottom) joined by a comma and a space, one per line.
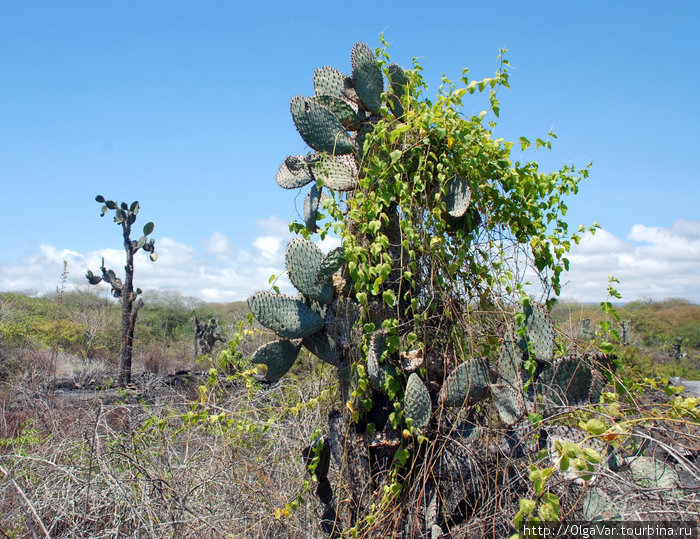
0, 349, 336, 538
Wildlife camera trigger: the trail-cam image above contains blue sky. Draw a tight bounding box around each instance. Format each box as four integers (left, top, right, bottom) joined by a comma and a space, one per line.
1, 1, 699, 303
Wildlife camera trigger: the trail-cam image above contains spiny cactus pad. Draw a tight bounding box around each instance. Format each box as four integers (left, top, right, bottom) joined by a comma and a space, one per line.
536, 356, 594, 407
286, 238, 334, 304
290, 96, 355, 155
313, 66, 346, 98
324, 297, 361, 349
351, 43, 383, 115
304, 184, 323, 232
303, 328, 340, 366
498, 332, 524, 388
316, 247, 344, 284
312, 94, 361, 131
404, 373, 431, 429
445, 175, 471, 219
276, 155, 314, 189
386, 63, 408, 96
367, 330, 386, 380
367, 331, 398, 391
248, 291, 325, 339
491, 383, 526, 425
524, 302, 555, 363
251, 339, 302, 380
311, 156, 359, 191
439, 357, 490, 407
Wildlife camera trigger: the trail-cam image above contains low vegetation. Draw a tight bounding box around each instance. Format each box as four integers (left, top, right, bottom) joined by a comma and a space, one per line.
1, 39, 698, 537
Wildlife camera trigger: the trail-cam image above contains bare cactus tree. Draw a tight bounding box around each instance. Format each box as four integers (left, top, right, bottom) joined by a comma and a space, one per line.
86, 196, 157, 386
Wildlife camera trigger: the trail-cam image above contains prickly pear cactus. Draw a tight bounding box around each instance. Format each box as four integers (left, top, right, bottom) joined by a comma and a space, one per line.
247, 291, 325, 340
244, 41, 622, 538
439, 357, 490, 407
404, 373, 431, 429
250, 339, 302, 380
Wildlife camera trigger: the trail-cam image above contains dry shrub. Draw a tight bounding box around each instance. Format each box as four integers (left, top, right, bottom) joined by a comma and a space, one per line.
0, 363, 337, 538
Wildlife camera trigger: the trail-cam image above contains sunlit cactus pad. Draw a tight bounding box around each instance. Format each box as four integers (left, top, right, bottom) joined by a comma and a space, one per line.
312, 94, 361, 131
311, 155, 358, 191
439, 357, 490, 407
524, 302, 555, 362
290, 96, 355, 155
445, 175, 471, 219
404, 373, 431, 428
351, 42, 383, 115
248, 291, 325, 339
313, 66, 347, 98
276, 155, 314, 189
286, 238, 334, 304
251, 339, 302, 380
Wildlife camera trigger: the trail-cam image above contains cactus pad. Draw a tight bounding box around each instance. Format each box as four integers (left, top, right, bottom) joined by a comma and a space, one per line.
248, 291, 325, 339
302, 329, 340, 366
290, 96, 355, 155
316, 247, 344, 283
387, 63, 408, 96
286, 238, 334, 304
311, 155, 358, 191
524, 302, 555, 363
536, 356, 593, 407
312, 94, 361, 131
276, 155, 314, 189
313, 66, 346, 98
498, 331, 524, 389
367, 331, 398, 391
445, 175, 471, 219
491, 383, 526, 425
356, 123, 374, 156
404, 373, 431, 429
351, 42, 383, 115
303, 184, 323, 232
325, 297, 361, 349
366, 330, 387, 381
251, 339, 302, 380
439, 357, 490, 407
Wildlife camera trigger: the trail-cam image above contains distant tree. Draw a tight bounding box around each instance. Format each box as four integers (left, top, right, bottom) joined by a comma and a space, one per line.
86, 196, 157, 386
193, 316, 225, 357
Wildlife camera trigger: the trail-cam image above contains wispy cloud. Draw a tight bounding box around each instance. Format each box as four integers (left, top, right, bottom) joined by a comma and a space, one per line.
2, 218, 697, 304
561, 219, 700, 303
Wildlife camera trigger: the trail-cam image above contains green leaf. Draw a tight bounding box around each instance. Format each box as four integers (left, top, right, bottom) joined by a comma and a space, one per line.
382, 289, 395, 307
143, 222, 155, 236
519, 498, 536, 515
579, 418, 607, 436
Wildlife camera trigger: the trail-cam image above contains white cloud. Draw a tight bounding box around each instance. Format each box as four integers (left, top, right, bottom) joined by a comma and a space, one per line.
4, 217, 697, 305
0, 216, 300, 301
561, 219, 700, 303
202, 231, 235, 258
